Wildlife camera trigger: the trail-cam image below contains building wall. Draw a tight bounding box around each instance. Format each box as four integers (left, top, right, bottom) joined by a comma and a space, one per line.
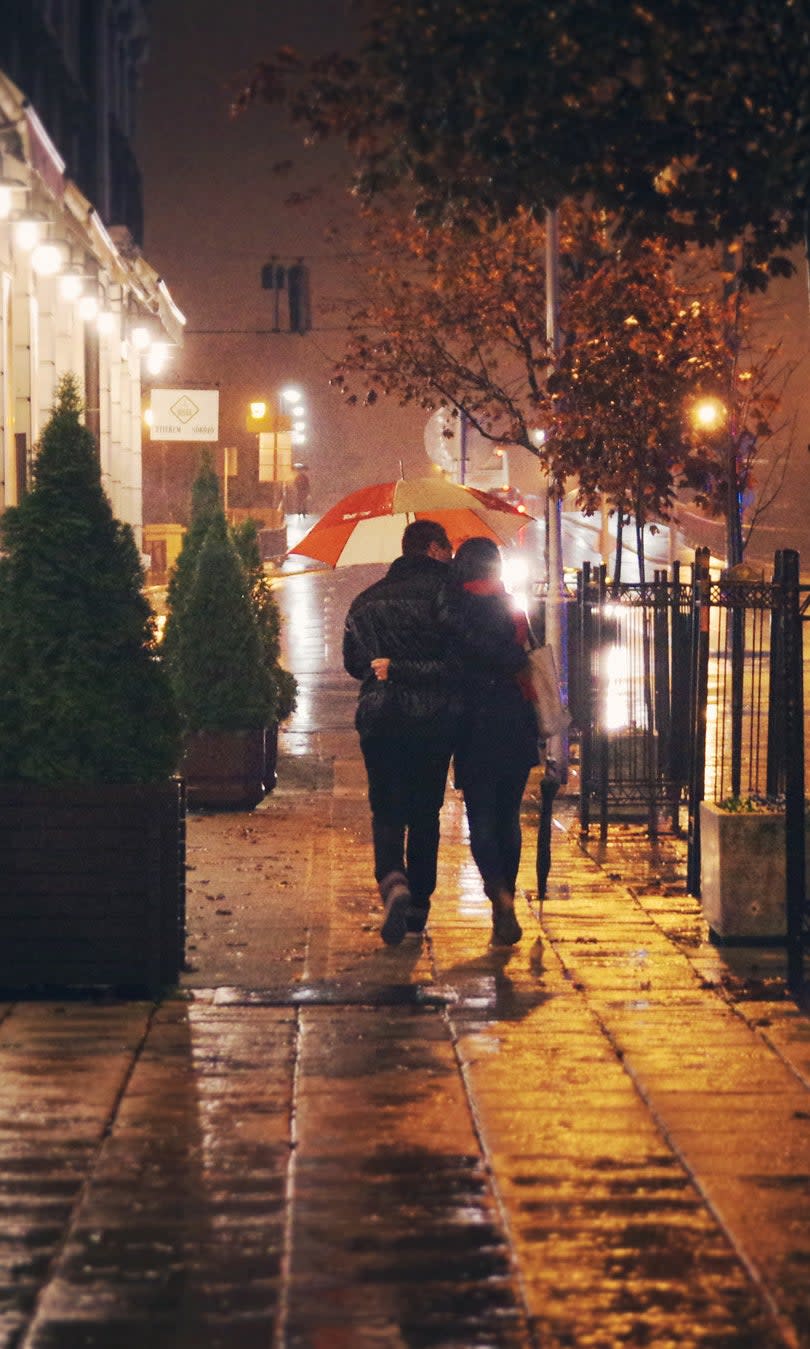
0, 0, 148, 242
0, 5, 183, 541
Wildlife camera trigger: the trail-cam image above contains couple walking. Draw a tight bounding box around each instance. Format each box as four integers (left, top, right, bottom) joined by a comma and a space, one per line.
343, 519, 539, 948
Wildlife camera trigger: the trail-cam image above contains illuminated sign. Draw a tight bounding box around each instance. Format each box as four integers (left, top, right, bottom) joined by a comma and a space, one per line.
150, 389, 219, 441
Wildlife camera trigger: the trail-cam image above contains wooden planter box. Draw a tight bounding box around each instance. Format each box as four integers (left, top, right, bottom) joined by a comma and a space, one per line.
0, 779, 186, 994
699, 800, 810, 941
264, 722, 279, 794
182, 727, 269, 810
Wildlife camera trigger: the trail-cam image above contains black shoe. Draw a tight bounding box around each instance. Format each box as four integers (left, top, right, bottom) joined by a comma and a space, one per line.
379, 871, 411, 947
405, 903, 430, 934
489, 888, 523, 946
381, 889, 410, 946
492, 908, 523, 945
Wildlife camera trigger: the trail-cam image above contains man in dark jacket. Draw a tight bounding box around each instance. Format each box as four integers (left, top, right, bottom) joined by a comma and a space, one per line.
343, 519, 459, 945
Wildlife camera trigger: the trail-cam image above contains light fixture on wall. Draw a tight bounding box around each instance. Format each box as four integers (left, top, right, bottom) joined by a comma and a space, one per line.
0, 175, 26, 220
77, 292, 99, 322
145, 342, 170, 375
31, 239, 68, 277
11, 210, 48, 251
59, 270, 85, 301
130, 322, 152, 351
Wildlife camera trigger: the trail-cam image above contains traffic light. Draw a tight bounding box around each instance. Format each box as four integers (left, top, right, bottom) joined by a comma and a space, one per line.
287, 262, 311, 334
261, 262, 286, 291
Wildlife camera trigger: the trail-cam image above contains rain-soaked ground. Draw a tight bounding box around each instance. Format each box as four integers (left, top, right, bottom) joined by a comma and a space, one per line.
0, 556, 809, 1347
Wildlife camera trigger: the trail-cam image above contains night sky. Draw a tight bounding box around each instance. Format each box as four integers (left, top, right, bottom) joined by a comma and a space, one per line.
137, 0, 429, 518
137, 0, 810, 564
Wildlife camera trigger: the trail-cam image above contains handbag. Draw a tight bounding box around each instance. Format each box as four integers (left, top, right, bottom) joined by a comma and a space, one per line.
525, 642, 571, 740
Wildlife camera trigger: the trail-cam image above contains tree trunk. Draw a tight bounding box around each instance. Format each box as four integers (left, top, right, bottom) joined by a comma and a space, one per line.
635, 507, 658, 835
635, 513, 646, 585
613, 513, 625, 588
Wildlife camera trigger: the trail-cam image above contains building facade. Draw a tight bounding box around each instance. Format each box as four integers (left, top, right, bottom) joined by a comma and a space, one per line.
0, 0, 183, 538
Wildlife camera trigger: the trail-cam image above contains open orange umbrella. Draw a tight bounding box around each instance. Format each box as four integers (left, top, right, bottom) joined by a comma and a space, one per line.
288, 477, 533, 567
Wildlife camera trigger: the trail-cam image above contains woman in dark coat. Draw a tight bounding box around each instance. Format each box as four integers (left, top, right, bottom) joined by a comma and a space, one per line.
444, 536, 539, 945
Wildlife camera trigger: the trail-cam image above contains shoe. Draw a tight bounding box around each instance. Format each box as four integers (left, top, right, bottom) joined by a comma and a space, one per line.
492, 908, 523, 946
405, 903, 430, 934
379, 871, 411, 947
489, 889, 523, 946
381, 889, 410, 945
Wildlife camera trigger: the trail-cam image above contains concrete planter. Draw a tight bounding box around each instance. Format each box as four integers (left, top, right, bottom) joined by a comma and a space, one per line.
699, 800, 810, 940
182, 727, 269, 810
0, 780, 186, 994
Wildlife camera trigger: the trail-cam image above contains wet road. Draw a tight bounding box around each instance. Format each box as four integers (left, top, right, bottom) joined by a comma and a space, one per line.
0, 559, 809, 1346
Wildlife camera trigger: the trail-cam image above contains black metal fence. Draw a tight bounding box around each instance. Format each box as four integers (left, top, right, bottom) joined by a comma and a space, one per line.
574, 549, 808, 993
575, 561, 691, 838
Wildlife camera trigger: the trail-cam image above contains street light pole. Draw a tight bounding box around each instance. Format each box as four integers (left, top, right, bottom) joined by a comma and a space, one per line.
545, 205, 568, 777
692, 396, 742, 568
273, 396, 280, 511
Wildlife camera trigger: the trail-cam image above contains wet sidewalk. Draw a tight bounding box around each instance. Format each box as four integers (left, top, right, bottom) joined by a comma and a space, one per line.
1, 562, 810, 1347
2, 752, 809, 1346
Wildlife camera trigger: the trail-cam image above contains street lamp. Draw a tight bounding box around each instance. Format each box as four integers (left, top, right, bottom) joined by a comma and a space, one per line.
690, 395, 742, 566
692, 396, 725, 433
246, 387, 306, 513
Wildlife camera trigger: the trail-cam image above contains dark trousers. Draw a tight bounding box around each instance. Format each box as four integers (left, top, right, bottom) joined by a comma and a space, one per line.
361, 736, 452, 907
463, 764, 531, 897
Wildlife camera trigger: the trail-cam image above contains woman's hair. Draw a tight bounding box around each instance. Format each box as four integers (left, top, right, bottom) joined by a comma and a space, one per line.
450, 536, 501, 585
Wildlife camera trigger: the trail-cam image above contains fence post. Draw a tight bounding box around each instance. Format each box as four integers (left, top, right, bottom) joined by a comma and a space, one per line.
729, 585, 744, 801
687, 548, 711, 896
578, 564, 593, 837
653, 569, 672, 830
767, 552, 785, 797
780, 549, 806, 995
597, 565, 610, 841
669, 561, 690, 826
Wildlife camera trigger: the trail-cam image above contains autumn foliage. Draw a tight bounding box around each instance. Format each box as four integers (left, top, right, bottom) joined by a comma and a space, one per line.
329, 201, 788, 555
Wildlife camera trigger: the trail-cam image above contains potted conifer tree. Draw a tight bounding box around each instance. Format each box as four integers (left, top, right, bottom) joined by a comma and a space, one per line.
232, 519, 297, 791
161, 448, 220, 676
165, 460, 297, 807
170, 511, 276, 808
0, 376, 184, 994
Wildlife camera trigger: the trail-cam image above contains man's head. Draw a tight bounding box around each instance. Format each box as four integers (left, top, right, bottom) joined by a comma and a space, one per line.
401, 519, 453, 562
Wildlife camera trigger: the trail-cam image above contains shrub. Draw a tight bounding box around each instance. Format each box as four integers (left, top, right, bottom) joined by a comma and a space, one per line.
162, 447, 221, 675
170, 512, 276, 731
717, 796, 785, 813
232, 519, 298, 723
0, 375, 179, 783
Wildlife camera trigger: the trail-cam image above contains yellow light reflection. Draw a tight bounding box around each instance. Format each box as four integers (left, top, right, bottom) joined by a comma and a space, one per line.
603, 644, 632, 731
